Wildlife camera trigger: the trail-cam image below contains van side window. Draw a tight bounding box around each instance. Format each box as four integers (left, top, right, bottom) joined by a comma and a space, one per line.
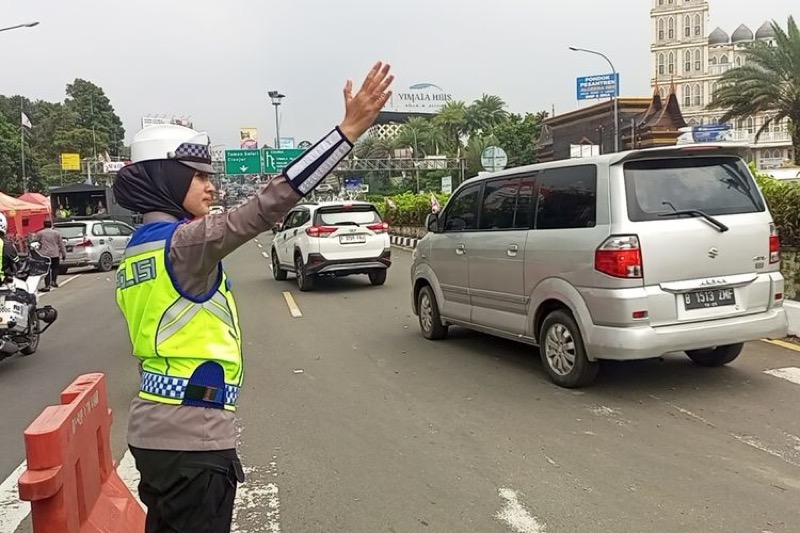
478, 176, 536, 230
443, 184, 480, 232
534, 165, 597, 230
514, 177, 535, 229
479, 178, 519, 230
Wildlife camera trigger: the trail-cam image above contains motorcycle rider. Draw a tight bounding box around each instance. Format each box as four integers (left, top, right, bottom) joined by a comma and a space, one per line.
0, 213, 20, 280
113, 62, 393, 532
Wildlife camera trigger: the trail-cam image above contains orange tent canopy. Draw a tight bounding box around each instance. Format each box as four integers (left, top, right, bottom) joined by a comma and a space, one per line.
0, 191, 51, 241
18, 192, 51, 211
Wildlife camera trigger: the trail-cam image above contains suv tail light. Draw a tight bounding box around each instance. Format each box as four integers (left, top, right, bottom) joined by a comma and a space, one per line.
595, 235, 643, 278
769, 223, 780, 264
306, 225, 337, 238
76, 238, 93, 247
367, 222, 389, 234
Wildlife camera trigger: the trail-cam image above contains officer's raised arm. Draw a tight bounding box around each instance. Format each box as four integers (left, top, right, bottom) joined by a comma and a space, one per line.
178, 62, 392, 290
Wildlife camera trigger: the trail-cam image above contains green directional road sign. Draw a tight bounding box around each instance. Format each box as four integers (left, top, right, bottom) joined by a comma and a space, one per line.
263, 148, 304, 174
225, 149, 262, 175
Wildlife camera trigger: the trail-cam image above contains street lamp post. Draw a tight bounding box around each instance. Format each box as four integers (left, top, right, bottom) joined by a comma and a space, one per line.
569, 46, 619, 152
0, 21, 39, 33
268, 90, 285, 149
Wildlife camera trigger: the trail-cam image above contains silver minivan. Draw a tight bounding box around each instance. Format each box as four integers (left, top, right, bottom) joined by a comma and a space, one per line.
411, 144, 788, 388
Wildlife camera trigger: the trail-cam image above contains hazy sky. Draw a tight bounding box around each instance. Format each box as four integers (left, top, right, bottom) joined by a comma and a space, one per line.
2, 0, 795, 149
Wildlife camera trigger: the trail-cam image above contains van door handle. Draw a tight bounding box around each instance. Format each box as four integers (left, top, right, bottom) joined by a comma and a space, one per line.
455, 244, 466, 255
507, 244, 519, 257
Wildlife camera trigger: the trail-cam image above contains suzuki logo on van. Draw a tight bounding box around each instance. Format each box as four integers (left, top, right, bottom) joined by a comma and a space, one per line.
708, 247, 719, 259
700, 278, 727, 287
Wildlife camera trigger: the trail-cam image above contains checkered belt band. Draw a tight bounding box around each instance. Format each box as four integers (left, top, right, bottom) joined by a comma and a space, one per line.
140, 371, 239, 406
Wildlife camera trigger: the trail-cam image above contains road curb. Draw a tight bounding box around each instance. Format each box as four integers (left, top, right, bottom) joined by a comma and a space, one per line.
390, 235, 419, 249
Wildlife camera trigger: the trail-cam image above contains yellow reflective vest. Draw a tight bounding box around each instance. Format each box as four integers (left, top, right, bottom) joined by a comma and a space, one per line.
115, 221, 243, 411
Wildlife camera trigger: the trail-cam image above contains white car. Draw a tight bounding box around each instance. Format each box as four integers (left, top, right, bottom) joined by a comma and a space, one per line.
271, 201, 391, 291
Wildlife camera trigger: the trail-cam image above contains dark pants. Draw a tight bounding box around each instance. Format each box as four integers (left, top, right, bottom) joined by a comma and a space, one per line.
129, 446, 244, 533
46, 257, 60, 287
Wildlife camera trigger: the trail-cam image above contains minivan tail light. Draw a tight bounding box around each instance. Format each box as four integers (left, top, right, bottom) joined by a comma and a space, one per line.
595, 235, 643, 278
76, 238, 93, 247
306, 225, 337, 238
367, 222, 389, 234
769, 223, 780, 264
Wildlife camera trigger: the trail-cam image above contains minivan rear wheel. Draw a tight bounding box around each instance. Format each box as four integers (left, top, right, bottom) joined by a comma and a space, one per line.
539, 310, 598, 388
97, 252, 113, 272
686, 343, 744, 367
418, 286, 448, 340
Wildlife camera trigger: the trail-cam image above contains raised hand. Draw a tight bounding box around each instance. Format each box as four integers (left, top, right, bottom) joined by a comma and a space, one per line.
339, 62, 395, 143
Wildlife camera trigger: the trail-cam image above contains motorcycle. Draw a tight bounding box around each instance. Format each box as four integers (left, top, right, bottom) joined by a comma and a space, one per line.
0, 243, 58, 361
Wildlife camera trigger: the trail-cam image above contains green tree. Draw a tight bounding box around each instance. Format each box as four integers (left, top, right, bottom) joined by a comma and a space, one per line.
493, 111, 549, 168
396, 117, 447, 157
466, 94, 510, 136
433, 101, 469, 155
464, 134, 498, 177
64, 78, 126, 159
707, 16, 800, 164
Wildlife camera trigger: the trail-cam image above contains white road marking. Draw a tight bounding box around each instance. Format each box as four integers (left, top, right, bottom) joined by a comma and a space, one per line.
0, 461, 31, 533
764, 367, 800, 386
257, 244, 263, 249
261, 251, 269, 259
732, 434, 800, 468
232, 458, 282, 533
282, 292, 302, 318
36, 274, 81, 298
495, 488, 546, 533
117, 450, 145, 509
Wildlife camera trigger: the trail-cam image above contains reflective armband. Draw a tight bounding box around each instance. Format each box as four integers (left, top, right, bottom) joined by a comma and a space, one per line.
283, 127, 353, 196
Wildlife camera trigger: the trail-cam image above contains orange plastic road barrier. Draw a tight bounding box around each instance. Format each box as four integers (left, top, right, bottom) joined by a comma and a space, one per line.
18, 373, 145, 532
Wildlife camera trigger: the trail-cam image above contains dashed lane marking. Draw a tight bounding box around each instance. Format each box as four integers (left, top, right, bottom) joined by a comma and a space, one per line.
282, 292, 302, 318
762, 339, 800, 353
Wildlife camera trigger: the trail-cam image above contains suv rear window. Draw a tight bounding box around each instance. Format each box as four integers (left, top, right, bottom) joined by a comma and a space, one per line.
316, 205, 381, 226
624, 156, 765, 221
55, 224, 86, 239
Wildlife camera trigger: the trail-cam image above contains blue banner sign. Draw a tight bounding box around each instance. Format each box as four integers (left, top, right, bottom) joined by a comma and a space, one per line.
576, 73, 620, 100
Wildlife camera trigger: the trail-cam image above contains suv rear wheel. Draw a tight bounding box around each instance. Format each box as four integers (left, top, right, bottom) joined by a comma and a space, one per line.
686, 343, 743, 367
368, 269, 387, 286
539, 310, 599, 388
97, 252, 113, 272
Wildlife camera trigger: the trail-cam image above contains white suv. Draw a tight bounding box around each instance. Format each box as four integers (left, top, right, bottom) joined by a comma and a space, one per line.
271, 201, 392, 291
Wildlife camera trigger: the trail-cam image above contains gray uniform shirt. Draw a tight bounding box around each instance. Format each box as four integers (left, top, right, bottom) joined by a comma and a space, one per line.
127, 176, 300, 450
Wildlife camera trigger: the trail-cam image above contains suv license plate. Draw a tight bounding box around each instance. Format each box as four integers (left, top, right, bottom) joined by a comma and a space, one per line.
66, 246, 74, 252
683, 288, 735, 310
340, 234, 366, 244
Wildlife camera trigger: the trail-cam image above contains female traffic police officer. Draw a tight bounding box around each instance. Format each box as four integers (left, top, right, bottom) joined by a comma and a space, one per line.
113, 62, 394, 532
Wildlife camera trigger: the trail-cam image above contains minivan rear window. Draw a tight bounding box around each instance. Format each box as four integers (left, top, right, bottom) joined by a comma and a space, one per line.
55, 224, 86, 239
316, 205, 381, 226
624, 156, 765, 221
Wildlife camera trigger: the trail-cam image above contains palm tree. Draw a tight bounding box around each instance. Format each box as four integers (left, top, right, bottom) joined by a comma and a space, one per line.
433, 101, 469, 156
464, 133, 499, 177
707, 16, 800, 164
466, 94, 510, 136
396, 117, 447, 157
354, 136, 397, 160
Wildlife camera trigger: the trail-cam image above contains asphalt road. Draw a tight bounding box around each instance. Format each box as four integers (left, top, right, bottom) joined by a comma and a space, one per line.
2, 237, 800, 532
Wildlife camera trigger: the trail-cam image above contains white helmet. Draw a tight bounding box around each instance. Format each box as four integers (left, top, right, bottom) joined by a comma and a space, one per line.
130, 124, 216, 174
0, 212, 6, 234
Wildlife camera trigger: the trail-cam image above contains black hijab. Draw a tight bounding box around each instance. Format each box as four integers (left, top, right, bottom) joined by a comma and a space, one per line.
113, 160, 195, 220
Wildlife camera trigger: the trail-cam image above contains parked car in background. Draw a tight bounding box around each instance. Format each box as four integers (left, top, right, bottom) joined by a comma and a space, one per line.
55, 219, 135, 273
